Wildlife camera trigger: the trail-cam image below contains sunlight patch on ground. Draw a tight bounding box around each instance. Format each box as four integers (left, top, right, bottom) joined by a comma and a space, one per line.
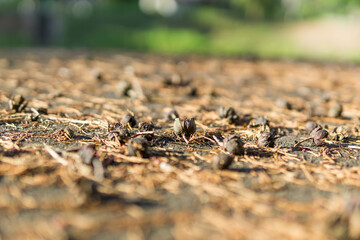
289, 17, 360, 59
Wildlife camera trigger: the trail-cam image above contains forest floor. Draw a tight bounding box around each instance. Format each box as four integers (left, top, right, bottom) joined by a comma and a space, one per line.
1, 50, 360, 240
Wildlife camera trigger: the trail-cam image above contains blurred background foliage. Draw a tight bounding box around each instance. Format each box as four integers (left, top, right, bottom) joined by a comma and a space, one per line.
1, 0, 360, 61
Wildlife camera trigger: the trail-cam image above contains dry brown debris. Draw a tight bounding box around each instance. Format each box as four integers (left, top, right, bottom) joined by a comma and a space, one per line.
1, 50, 360, 239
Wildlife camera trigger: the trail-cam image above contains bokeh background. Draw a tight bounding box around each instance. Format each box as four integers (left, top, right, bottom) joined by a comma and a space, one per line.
1, 0, 360, 61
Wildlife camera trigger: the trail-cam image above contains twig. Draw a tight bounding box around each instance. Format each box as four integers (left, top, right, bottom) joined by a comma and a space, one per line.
0, 117, 28, 123
348, 145, 360, 149
30, 107, 39, 115
196, 121, 210, 131
44, 144, 68, 166
43, 115, 107, 127
190, 136, 217, 145
3, 113, 31, 118
127, 122, 133, 130
182, 134, 189, 145
293, 137, 313, 148
115, 153, 149, 163
300, 165, 314, 183
213, 135, 224, 147
113, 134, 121, 147
192, 152, 210, 162
268, 148, 299, 160
132, 131, 154, 137
3, 113, 107, 127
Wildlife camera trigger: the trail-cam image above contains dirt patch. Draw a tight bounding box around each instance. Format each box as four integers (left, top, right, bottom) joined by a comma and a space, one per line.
1, 50, 360, 239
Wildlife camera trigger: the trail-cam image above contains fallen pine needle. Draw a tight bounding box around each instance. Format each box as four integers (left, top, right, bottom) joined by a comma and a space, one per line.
44, 144, 68, 166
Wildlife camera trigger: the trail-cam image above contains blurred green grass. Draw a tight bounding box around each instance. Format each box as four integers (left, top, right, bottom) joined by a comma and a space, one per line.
64, 3, 299, 58
1, 1, 359, 62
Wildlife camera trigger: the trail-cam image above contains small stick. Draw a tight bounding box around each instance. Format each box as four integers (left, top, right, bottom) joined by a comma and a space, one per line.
127, 122, 133, 130
187, 135, 202, 145
196, 121, 209, 131
182, 134, 189, 145
4, 113, 31, 118
348, 145, 360, 149
44, 144, 68, 166
192, 152, 209, 162
132, 131, 154, 137
293, 137, 313, 148
191, 136, 217, 145
115, 153, 149, 163
43, 115, 107, 127
300, 165, 314, 183
30, 107, 39, 115
0, 117, 27, 123
3, 112, 103, 126
213, 135, 224, 147
113, 133, 122, 146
